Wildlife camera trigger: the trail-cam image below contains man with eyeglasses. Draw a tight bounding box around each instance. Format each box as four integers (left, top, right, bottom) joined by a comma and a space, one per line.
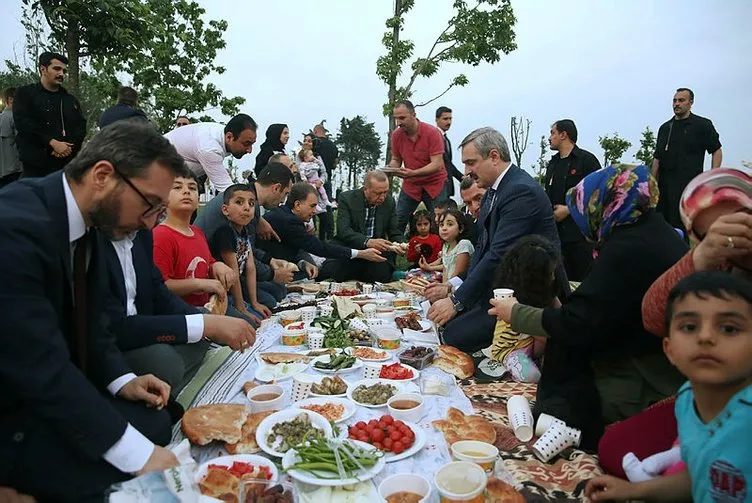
13, 51, 87, 178
0, 121, 190, 500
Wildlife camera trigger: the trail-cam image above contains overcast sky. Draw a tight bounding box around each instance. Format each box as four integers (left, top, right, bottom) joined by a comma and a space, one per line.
1, 0, 750, 181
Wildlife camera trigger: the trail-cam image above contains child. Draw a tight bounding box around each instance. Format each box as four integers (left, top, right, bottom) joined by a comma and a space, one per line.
586, 271, 752, 502
485, 235, 557, 382
209, 183, 271, 325
152, 174, 254, 325
430, 208, 474, 281
298, 149, 333, 208
406, 209, 442, 266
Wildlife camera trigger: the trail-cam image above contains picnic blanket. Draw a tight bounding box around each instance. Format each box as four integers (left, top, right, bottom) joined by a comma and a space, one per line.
459, 377, 602, 501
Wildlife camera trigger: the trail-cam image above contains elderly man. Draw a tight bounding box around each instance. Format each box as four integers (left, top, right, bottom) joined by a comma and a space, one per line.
320, 170, 405, 282
427, 127, 568, 353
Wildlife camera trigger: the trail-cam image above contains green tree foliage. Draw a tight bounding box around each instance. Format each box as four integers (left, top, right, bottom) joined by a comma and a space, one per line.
598, 133, 632, 166
334, 116, 384, 191
635, 126, 656, 166
376, 0, 517, 138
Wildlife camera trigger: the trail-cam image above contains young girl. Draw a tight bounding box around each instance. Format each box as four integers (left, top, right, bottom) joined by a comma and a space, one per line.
486, 235, 560, 382
424, 208, 474, 282
298, 148, 333, 208
407, 210, 442, 266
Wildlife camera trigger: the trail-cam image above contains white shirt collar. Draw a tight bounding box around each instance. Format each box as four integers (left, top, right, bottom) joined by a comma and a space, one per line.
490, 163, 513, 191
62, 173, 87, 243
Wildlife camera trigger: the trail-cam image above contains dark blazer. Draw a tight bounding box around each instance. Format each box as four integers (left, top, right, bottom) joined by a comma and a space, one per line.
98, 103, 149, 129
442, 133, 464, 197
0, 174, 132, 467
455, 165, 564, 306
260, 205, 351, 263
104, 230, 200, 351
334, 188, 405, 249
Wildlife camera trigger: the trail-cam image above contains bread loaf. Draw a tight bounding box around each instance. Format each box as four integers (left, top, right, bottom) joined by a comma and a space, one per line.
225, 410, 275, 454
485, 478, 525, 502
432, 344, 474, 379
432, 407, 496, 445
204, 293, 228, 315
182, 404, 248, 445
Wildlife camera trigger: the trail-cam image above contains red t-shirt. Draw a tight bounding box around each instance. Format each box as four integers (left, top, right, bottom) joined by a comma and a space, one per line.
391, 120, 447, 200
407, 234, 442, 264
152, 224, 216, 307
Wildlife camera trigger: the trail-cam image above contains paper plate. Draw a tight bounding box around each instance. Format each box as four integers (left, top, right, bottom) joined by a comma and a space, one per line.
282, 440, 386, 486
311, 353, 363, 374
294, 397, 357, 424
194, 454, 278, 485
345, 346, 391, 362
346, 379, 405, 408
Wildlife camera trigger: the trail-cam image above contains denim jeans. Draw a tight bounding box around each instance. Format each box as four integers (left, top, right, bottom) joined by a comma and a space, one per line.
227, 295, 262, 327
396, 185, 448, 237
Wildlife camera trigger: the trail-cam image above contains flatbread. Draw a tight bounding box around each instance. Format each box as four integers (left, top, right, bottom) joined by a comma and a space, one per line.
260, 352, 312, 365
225, 410, 276, 454
182, 404, 248, 446
432, 407, 496, 445
198, 467, 239, 503
204, 293, 228, 315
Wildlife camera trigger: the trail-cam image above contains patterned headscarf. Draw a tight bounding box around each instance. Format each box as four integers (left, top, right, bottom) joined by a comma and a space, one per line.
679, 166, 752, 240
566, 164, 658, 255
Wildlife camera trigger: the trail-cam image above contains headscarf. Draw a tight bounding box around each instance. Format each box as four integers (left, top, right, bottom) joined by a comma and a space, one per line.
566, 163, 658, 254
679, 166, 752, 240
254, 123, 289, 174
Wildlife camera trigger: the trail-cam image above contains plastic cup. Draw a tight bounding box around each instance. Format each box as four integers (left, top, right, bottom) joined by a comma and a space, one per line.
366, 318, 385, 330
535, 413, 566, 437
307, 331, 325, 350
291, 374, 314, 402
507, 395, 534, 442
362, 283, 373, 294
362, 304, 377, 319
532, 423, 575, 462
319, 305, 334, 318
493, 288, 515, 300
300, 306, 317, 323
450, 440, 500, 474
374, 327, 401, 350
363, 362, 383, 380
434, 461, 488, 503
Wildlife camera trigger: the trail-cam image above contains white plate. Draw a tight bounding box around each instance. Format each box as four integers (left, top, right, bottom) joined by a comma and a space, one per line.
254, 360, 309, 383
283, 439, 386, 486
294, 480, 379, 503
345, 346, 391, 362
378, 363, 421, 382
347, 379, 405, 408
194, 454, 278, 484
311, 354, 363, 374
295, 397, 357, 424
256, 409, 334, 458
382, 421, 427, 463
309, 375, 349, 398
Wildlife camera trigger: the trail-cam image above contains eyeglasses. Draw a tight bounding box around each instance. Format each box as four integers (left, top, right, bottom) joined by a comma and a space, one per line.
114, 169, 167, 218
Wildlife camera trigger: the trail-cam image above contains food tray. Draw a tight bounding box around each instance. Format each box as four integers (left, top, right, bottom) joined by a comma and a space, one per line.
398, 346, 436, 370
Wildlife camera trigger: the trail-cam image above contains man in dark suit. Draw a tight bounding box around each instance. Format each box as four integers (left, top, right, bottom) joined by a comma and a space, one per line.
262, 182, 385, 277
320, 170, 406, 282
427, 127, 568, 353
0, 122, 186, 501
98, 86, 150, 129
104, 229, 256, 396
435, 106, 464, 199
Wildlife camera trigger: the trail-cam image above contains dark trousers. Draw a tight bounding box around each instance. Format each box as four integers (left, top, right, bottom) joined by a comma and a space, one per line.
317, 209, 333, 241
5, 399, 172, 503
442, 303, 497, 354
124, 340, 211, 398
396, 186, 448, 237
319, 256, 395, 283
257, 281, 286, 309
0, 172, 21, 189
561, 239, 593, 282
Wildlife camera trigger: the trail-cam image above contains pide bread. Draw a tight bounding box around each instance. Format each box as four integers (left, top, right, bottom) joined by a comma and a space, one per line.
432, 407, 496, 445
225, 410, 275, 454
485, 478, 525, 502
204, 293, 228, 315
432, 344, 474, 379
182, 404, 248, 445
260, 352, 312, 365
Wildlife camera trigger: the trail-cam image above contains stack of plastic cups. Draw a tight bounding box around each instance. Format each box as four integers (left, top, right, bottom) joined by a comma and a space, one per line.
532, 413, 582, 461
301, 306, 317, 325
319, 304, 334, 318
291, 375, 314, 402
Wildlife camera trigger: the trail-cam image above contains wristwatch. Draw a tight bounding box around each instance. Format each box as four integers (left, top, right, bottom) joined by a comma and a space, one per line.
449, 293, 465, 313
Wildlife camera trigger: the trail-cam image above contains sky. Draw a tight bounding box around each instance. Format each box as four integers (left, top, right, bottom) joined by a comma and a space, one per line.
1, 0, 750, 185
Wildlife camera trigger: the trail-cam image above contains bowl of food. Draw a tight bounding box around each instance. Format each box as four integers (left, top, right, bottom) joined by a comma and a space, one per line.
347, 379, 402, 408
374, 328, 401, 350
434, 461, 488, 503
282, 322, 307, 346
256, 409, 333, 458
310, 375, 349, 397
247, 384, 286, 413
392, 295, 412, 309
378, 473, 431, 503
375, 305, 396, 321
301, 284, 320, 295
398, 346, 436, 370
450, 441, 499, 473
387, 393, 424, 423
278, 310, 302, 327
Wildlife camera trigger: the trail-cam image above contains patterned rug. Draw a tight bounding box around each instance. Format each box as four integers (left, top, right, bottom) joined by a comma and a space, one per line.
459, 377, 602, 501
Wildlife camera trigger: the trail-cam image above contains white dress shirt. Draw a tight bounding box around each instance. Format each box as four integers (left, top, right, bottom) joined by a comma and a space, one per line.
62, 174, 155, 474
164, 122, 234, 192
110, 235, 204, 341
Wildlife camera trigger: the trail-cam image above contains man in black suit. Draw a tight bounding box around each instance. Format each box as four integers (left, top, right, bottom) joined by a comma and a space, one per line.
98, 86, 150, 129
261, 182, 385, 277
104, 229, 256, 396
459, 176, 485, 247
435, 106, 464, 199
0, 122, 187, 501
427, 127, 568, 353
320, 170, 407, 282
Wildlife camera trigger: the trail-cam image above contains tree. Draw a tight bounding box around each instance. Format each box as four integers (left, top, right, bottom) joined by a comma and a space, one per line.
598, 133, 632, 166
530, 135, 548, 185
635, 126, 656, 166
376, 0, 517, 147
510, 116, 531, 169
334, 116, 383, 191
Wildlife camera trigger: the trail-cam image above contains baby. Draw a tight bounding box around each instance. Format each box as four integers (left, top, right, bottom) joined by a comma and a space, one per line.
298, 149, 333, 207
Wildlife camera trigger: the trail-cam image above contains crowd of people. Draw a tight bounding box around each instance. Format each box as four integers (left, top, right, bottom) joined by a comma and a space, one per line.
0, 50, 748, 503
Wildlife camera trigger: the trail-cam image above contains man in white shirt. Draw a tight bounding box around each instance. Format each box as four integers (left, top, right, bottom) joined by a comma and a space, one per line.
164, 113, 257, 193
0, 121, 185, 499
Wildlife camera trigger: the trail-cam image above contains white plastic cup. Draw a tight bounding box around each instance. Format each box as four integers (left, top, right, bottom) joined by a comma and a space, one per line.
493, 288, 515, 300
319, 305, 334, 318
366, 318, 385, 330
535, 413, 567, 437
362, 283, 373, 294
307, 331, 325, 350
434, 461, 488, 502
564, 426, 582, 447
362, 304, 377, 319
450, 440, 500, 474
301, 306, 317, 323
532, 423, 575, 462
363, 362, 382, 380
507, 395, 534, 442
291, 374, 314, 402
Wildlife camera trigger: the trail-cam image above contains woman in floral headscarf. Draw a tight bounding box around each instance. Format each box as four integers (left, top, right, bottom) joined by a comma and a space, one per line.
491, 164, 688, 437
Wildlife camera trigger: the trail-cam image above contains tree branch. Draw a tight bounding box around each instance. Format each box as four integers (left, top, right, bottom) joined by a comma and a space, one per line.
415, 81, 457, 108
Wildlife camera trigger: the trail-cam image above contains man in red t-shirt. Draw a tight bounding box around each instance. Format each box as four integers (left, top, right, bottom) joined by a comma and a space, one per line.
388, 100, 447, 235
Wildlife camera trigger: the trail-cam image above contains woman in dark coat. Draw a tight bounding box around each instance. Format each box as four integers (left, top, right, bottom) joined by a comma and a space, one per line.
254, 123, 289, 176
491, 164, 689, 448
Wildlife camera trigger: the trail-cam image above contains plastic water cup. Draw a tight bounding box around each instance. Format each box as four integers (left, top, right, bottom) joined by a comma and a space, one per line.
291, 375, 314, 402
362, 284, 373, 294
363, 362, 382, 379
493, 288, 515, 300
319, 305, 334, 318
507, 395, 534, 442
535, 413, 566, 437
532, 423, 575, 462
